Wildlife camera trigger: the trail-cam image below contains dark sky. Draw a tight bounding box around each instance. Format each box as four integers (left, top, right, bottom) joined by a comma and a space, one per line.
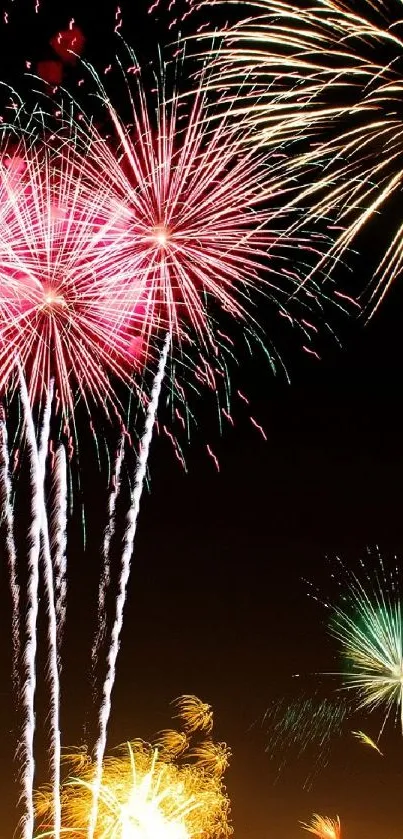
0, 1, 403, 838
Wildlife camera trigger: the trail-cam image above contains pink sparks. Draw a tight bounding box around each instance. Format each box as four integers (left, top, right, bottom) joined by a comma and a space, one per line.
302, 346, 321, 360
250, 417, 267, 441
207, 445, 220, 472
334, 290, 361, 309
222, 408, 234, 426
237, 390, 249, 405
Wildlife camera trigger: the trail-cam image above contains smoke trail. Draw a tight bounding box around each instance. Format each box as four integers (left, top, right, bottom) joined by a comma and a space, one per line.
89, 333, 170, 837
18, 375, 61, 839
0, 408, 20, 695
91, 435, 125, 676
50, 445, 68, 658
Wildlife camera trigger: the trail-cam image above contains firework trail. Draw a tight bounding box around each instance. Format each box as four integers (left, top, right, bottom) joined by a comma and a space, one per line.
90, 332, 170, 837
0, 407, 20, 695
18, 373, 62, 839
49, 444, 68, 658
198, 0, 403, 310
38, 385, 62, 839
92, 435, 125, 676
301, 814, 341, 839
18, 370, 47, 839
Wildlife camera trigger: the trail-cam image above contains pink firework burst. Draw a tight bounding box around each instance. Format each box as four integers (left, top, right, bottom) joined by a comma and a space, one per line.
61, 51, 320, 359
0, 131, 149, 424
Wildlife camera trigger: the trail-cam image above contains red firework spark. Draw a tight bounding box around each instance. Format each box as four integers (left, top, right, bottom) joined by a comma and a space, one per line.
0, 133, 149, 423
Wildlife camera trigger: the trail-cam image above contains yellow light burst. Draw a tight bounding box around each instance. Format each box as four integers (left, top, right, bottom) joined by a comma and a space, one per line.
35, 697, 232, 839
301, 814, 341, 839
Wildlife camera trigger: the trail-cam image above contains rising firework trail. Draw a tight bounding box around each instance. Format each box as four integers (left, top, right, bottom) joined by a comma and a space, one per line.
0, 406, 20, 695
90, 333, 170, 837
17, 374, 61, 839
92, 434, 125, 678
259, 693, 349, 788
198, 0, 403, 311
49, 444, 68, 659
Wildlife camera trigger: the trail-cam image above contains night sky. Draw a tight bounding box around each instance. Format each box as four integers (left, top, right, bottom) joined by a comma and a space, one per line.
0, 1, 403, 838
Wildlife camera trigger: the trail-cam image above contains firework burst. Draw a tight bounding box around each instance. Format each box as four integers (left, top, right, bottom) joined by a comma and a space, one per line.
199, 0, 403, 311
0, 126, 147, 427
35, 697, 232, 839
301, 814, 341, 839
57, 47, 329, 354
312, 551, 403, 738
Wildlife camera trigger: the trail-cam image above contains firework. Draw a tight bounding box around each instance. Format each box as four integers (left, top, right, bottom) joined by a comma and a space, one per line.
55, 47, 329, 814
351, 730, 383, 756
0, 127, 147, 427
0, 405, 20, 694
301, 814, 341, 839
58, 47, 328, 352
199, 0, 403, 311
317, 552, 403, 738
35, 697, 232, 839
173, 695, 214, 736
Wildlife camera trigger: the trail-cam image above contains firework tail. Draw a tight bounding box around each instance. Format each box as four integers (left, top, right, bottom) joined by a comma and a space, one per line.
18, 369, 44, 839
38, 384, 62, 839
89, 332, 170, 838
91, 435, 125, 681
0, 407, 20, 695
50, 445, 68, 659
18, 372, 61, 839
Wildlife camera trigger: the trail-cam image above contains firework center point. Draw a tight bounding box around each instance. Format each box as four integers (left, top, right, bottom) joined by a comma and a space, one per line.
43, 289, 66, 308
152, 224, 170, 247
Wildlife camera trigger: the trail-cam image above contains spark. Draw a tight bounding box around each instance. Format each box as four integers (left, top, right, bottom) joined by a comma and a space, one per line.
351, 730, 383, 756
301, 814, 341, 839
0, 407, 20, 694
206, 444, 220, 472
58, 48, 327, 359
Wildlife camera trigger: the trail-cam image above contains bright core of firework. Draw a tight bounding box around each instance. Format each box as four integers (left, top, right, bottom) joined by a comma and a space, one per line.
151, 225, 171, 247
301, 814, 341, 839
35, 735, 232, 839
